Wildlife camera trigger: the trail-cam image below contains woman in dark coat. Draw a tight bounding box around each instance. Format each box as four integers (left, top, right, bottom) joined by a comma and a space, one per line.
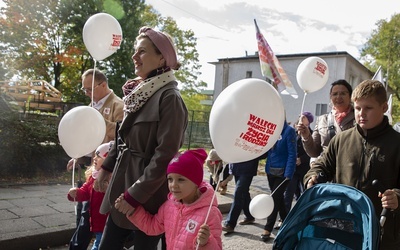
95, 26, 188, 250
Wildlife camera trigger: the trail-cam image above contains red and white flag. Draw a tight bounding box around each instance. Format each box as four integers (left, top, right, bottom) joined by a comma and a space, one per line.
254, 19, 298, 99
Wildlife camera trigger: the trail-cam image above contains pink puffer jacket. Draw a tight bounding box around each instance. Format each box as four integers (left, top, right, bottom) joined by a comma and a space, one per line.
127, 182, 222, 249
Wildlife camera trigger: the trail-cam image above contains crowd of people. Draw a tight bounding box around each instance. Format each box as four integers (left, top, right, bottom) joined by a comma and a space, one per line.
63, 24, 400, 250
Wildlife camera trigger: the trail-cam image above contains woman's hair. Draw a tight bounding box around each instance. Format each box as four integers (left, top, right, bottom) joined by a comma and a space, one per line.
351, 80, 387, 104
330, 79, 352, 96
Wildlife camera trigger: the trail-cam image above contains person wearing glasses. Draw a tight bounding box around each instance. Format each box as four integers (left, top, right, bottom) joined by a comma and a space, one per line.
94, 27, 188, 250
80, 69, 124, 144
67, 68, 124, 250
296, 80, 355, 162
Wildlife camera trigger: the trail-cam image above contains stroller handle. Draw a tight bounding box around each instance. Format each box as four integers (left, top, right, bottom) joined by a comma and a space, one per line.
372, 179, 388, 227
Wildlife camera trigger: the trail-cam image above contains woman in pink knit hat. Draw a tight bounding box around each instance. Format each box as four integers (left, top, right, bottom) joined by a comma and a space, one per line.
117, 148, 223, 250
94, 26, 188, 249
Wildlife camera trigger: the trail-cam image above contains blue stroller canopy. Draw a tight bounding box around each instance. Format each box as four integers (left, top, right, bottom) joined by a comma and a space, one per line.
273, 183, 380, 250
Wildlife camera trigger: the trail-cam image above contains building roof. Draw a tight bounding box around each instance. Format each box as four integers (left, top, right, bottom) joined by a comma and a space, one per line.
209, 51, 372, 75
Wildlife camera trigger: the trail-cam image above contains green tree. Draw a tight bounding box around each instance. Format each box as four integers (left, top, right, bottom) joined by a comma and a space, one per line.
0, 64, 7, 80
182, 93, 211, 117
57, 0, 146, 102
361, 13, 400, 122
0, 0, 67, 85
0, 0, 206, 104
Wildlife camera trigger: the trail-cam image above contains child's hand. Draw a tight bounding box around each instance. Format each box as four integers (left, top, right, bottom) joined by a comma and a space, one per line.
197, 224, 210, 247
115, 193, 135, 216
68, 188, 78, 198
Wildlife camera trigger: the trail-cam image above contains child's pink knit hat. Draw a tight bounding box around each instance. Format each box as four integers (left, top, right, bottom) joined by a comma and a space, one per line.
167, 149, 207, 186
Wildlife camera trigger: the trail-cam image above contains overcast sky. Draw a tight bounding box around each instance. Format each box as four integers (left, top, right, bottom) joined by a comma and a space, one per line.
145, 0, 400, 89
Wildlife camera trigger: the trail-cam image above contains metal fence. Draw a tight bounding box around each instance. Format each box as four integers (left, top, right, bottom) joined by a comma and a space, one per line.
184, 110, 212, 149
14, 105, 213, 150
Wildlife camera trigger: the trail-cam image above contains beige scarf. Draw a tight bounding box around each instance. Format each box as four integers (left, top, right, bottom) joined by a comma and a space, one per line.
123, 70, 176, 114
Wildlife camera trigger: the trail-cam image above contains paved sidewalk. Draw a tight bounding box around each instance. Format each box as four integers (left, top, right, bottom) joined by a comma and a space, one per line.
0, 172, 273, 250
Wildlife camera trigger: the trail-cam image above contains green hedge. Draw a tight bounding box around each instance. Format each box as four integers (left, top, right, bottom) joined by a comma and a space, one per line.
0, 111, 69, 178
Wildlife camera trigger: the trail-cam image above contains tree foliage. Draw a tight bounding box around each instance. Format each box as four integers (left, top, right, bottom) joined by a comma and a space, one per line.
0, 0, 206, 104
0, 0, 67, 86
361, 13, 400, 122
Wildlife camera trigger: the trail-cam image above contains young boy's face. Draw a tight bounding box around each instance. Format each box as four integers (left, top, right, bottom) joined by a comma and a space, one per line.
354, 96, 388, 132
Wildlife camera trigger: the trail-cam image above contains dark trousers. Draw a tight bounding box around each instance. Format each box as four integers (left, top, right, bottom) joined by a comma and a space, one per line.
210, 164, 230, 189
99, 215, 162, 250
264, 175, 289, 232
225, 174, 255, 228
283, 171, 305, 212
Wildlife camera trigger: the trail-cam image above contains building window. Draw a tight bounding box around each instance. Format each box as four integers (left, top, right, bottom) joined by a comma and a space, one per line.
315, 104, 328, 116
246, 71, 252, 78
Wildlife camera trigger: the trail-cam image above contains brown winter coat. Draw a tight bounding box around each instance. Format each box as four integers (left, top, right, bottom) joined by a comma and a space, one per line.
100, 81, 188, 230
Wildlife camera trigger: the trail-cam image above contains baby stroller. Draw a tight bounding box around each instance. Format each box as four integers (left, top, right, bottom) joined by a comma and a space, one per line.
273, 183, 380, 250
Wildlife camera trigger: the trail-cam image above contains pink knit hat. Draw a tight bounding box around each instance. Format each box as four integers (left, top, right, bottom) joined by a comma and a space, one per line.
167, 149, 207, 186
139, 27, 179, 70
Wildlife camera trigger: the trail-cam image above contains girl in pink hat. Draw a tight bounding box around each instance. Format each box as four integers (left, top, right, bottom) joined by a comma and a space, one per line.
116, 148, 222, 250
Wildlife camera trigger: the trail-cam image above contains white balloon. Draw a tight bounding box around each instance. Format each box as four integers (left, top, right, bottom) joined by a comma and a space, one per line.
83, 13, 123, 61
296, 56, 329, 93
58, 106, 106, 158
209, 78, 285, 163
249, 194, 274, 219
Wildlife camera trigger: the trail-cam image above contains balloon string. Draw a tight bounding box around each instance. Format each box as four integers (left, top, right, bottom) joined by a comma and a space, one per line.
300, 92, 307, 114
91, 60, 97, 107
72, 159, 75, 188
196, 164, 227, 250
271, 177, 290, 197
72, 159, 77, 215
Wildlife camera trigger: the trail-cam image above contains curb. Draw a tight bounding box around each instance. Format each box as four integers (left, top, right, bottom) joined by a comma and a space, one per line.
0, 229, 74, 250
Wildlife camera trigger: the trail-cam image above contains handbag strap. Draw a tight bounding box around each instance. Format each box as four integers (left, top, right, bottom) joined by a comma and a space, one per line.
327, 112, 336, 139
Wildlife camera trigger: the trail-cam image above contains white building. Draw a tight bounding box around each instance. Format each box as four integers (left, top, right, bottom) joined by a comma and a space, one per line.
210, 51, 373, 126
